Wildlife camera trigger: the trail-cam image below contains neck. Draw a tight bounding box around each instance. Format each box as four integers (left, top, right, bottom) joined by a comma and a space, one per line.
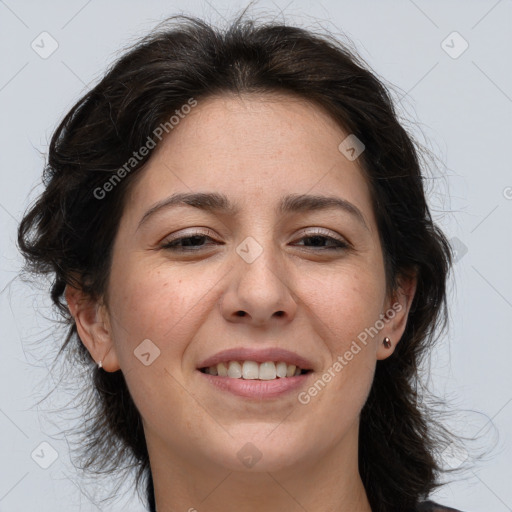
147, 421, 372, 512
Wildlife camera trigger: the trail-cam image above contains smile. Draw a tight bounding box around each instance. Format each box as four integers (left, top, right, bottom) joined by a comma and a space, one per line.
198, 360, 312, 380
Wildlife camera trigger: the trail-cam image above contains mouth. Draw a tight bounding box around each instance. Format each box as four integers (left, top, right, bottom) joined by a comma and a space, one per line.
195, 347, 316, 399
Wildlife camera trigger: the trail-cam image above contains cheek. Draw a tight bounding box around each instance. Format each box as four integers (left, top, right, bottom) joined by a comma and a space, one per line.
302, 261, 386, 414
302, 262, 386, 350
105, 267, 202, 420
297, 271, 381, 431
107, 269, 183, 358
107, 259, 223, 369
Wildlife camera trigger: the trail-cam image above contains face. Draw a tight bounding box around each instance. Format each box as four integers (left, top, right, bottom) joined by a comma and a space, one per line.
68, 93, 415, 477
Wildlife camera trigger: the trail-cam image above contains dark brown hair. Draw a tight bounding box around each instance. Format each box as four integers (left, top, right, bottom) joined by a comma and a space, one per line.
18, 12, 460, 512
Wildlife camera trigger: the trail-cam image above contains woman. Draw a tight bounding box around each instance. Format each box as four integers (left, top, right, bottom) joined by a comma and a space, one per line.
17, 13, 467, 512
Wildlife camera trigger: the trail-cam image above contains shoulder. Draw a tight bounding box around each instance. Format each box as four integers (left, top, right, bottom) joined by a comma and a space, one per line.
417, 500, 466, 512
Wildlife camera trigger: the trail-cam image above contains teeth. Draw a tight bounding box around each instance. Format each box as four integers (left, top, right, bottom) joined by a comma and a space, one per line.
217, 362, 228, 377
227, 361, 242, 378
242, 361, 259, 379
203, 361, 308, 380
276, 361, 288, 378
259, 361, 276, 380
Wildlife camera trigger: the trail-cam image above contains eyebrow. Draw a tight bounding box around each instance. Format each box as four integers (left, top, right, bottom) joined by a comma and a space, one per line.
136, 192, 369, 231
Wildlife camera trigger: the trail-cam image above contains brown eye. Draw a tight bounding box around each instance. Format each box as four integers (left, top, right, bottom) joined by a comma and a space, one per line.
293, 229, 350, 251
162, 234, 215, 250
161, 229, 221, 251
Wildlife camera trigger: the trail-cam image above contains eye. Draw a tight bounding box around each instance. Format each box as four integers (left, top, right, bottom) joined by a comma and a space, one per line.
293, 229, 350, 251
161, 229, 220, 251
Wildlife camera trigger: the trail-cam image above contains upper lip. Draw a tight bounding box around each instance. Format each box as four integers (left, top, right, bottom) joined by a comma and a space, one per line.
197, 347, 315, 371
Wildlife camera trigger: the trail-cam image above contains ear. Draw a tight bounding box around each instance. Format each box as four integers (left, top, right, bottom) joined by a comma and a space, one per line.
65, 284, 121, 372
376, 271, 417, 361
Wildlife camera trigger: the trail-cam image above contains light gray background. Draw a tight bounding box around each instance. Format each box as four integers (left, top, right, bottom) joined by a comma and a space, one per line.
1, 1, 511, 511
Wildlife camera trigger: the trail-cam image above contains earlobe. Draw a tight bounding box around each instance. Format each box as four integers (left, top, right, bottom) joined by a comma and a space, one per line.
376, 272, 418, 361
64, 284, 120, 371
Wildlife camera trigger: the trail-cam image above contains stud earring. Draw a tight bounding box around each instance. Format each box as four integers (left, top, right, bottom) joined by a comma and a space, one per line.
383, 337, 391, 349
98, 360, 103, 369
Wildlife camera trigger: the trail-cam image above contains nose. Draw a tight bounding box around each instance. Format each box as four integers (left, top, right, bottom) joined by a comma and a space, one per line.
219, 241, 298, 327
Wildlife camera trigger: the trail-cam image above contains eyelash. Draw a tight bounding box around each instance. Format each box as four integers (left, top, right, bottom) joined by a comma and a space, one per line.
160, 229, 350, 252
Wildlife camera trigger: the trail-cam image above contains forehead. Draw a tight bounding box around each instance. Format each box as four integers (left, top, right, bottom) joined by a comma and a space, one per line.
158, 92, 349, 166
124, 92, 375, 226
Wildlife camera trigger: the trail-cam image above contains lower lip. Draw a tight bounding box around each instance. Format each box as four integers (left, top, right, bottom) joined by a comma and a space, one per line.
197, 370, 313, 399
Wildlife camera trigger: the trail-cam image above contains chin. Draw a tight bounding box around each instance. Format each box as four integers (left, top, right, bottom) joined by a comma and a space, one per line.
203, 433, 313, 473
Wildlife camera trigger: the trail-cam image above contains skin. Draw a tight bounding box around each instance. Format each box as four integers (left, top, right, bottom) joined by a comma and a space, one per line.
66, 92, 416, 512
